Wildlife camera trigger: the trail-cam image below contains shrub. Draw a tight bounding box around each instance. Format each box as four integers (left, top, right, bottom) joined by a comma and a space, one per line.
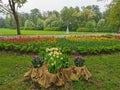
76, 27, 89, 32
44, 27, 60, 31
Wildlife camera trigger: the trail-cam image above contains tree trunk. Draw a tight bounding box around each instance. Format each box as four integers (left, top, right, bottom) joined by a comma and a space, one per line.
8, 0, 21, 35
14, 12, 21, 35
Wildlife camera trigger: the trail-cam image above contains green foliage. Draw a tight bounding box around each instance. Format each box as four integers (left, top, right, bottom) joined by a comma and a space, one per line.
36, 18, 44, 30
97, 19, 105, 31
44, 13, 57, 27
86, 20, 96, 29
105, 0, 120, 32
24, 20, 35, 30
74, 56, 85, 67
85, 5, 102, 22
80, 8, 96, 23
44, 27, 60, 31
76, 27, 89, 32
32, 55, 44, 68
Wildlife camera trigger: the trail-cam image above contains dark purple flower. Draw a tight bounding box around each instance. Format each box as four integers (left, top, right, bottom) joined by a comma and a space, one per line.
74, 55, 85, 67
74, 55, 84, 61
33, 55, 39, 59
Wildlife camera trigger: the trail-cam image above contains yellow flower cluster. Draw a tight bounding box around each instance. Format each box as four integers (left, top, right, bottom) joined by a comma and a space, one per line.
46, 48, 63, 66
65, 36, 115, 41
45, 47, 69, 73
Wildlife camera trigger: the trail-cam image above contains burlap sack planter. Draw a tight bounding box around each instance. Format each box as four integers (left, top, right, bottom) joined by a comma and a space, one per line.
24, 64, 92, 88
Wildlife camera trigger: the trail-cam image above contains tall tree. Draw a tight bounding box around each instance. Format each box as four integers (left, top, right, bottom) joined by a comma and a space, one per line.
80, 8, 96, 27
0, 0, 27, 35
44, 13, 57, 27
30, 8, 42, 24
61, 7, 80, 31
85, 5, 102, 23
19, 12, 30, 28
107, 0, 120, 32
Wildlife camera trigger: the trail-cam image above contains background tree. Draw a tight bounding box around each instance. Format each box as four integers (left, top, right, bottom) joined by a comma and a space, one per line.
97, 18, 105, 31
36, 18, 44, 30
106, 0, 120, 32
60, 7, 72, 30
0, 17, 5, 28
44, 13, 57, 27
4, 15, 16, 28
85, 5, 102, 23
86, 20, 96, 32
30, 8, 42, 28
24, 20, 35, 30
60, 7, 80, 31
81, 7, 96, 25
0, 0, 27, 35
19, 12, 30, 29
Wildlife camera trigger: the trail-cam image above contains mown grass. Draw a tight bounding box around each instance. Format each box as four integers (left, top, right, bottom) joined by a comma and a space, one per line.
0, 51, 120, 90
0, 28, 112, 36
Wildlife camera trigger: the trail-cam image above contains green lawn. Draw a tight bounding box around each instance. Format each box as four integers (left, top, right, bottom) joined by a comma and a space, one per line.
0, 51, 120, 90
0, 28, 113, 36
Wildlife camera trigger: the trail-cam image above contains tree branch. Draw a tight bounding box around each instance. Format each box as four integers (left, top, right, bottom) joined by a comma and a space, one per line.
0, 3, 12, 14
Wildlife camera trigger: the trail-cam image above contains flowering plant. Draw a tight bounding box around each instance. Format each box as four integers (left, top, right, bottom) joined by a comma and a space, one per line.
45, 48, 69, 73
74, 55, 85, 67
32, 55, 44, 68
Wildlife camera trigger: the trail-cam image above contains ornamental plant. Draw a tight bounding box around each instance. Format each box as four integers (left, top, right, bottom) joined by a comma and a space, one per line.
32, 55, 44, 68
45, 48, 70, 73
74, 55, 85, 67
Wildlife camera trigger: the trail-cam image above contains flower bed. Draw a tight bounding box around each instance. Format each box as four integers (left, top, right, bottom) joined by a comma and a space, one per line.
0, 35, 120, 55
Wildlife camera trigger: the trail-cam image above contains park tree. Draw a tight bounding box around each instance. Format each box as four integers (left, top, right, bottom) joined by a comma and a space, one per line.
0, 17, 5, 28
0, 0, 27, 35
61, 7, 72, 27
30, 8, 42, 26
97, 18, 105, 31
85, 5, 102, 23
4, 15, 16, 28
81, 8, 96, 23
19, 12, 30, 28
36, 18, 44, 30
61, 7, 80, 31
24, 20, 35, 30
86, 20, 97, 32
44, 13, 57, 27
106, 0, 120, 32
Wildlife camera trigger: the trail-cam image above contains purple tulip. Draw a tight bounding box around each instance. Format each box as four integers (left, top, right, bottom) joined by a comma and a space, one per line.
33, 55, 39, 59
74, 55, 84, 61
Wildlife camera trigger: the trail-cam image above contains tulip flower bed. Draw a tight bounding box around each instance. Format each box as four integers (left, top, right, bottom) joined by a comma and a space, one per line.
0, 35, 120, 55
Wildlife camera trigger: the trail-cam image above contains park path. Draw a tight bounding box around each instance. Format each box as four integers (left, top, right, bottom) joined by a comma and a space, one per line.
0, 33, 120, 39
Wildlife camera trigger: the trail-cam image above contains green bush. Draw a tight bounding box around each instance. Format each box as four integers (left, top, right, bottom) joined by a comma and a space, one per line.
76, 27, 89, 32
88, 28, 98, 32
44, 27, 60, 31
24, 27, 35, 30
20, 27, 24, 30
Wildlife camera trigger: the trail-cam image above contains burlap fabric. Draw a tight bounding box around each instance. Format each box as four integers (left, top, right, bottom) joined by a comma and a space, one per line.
24, 64, 92, 88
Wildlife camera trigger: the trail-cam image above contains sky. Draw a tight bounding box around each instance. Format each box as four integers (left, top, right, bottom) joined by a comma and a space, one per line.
18, 0, 112, 13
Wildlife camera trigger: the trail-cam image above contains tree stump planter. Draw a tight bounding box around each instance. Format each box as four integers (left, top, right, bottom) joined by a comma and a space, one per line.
24, 64, 92, 88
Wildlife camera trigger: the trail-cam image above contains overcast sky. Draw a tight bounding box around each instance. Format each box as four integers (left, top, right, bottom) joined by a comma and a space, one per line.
1, 0, 112, 15
19, 0, 112, 13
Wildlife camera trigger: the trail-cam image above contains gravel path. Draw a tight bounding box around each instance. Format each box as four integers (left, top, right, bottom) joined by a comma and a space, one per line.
0, 33, 120, 39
